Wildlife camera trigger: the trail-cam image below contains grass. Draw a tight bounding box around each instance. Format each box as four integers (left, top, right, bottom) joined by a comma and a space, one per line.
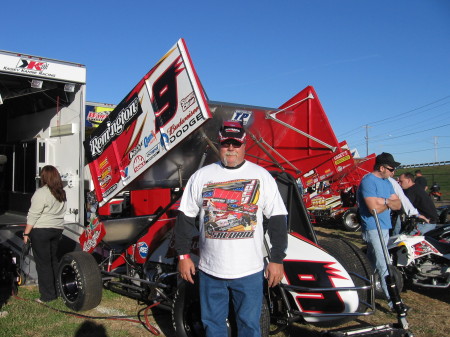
0, 286, 162, 337
396, 164, 450, 201
2, 257, 449, 337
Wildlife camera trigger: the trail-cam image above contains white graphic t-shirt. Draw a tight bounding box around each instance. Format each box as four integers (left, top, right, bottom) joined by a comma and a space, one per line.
179, 161, 287, 278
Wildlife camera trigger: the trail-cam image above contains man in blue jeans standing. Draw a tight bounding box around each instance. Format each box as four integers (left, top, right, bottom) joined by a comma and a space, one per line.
174, 120, 288, 336
357, 152, 402, 309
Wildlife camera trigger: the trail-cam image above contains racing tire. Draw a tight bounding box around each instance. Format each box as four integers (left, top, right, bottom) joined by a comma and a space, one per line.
374, 265, 404, 300
172, 280, 206, 337
57, 251, 102, 311
317, 238, 373, 327
341, 208, 361, 232
172, 280, 270, 337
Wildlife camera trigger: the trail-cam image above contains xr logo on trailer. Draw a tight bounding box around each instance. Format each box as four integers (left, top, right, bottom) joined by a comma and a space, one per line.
16, 59, 49, 71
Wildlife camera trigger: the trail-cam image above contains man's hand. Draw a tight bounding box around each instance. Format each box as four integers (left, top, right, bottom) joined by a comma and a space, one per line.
178, 258, 196, 284
417, 214, 430, 223
386, 194, 401, 211
265, 262, 284, 287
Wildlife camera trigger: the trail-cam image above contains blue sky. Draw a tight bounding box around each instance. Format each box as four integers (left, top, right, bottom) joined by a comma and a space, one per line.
2, 0, 450, 165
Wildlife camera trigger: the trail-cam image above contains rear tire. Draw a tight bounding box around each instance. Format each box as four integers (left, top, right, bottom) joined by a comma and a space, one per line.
341, 208, 361, 232
57, 251, 102, 311
318, 238, 372, 326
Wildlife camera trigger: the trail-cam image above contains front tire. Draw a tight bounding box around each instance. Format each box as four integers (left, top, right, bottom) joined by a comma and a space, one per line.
172, 280, 205, 337
57, 251, 102, 311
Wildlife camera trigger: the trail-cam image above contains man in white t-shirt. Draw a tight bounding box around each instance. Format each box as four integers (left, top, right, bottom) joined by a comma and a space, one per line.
388, 176, 429, 235
174, 120, 288, 337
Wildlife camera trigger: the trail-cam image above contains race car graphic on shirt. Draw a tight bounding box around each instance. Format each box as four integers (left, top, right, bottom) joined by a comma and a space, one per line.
201, 179, 260, 239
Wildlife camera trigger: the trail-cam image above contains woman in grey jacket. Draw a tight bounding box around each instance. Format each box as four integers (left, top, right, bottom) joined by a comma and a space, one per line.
23, 165, 67, 302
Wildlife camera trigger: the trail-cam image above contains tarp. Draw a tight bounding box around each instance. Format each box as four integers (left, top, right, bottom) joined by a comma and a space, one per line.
84, 39, 211, 205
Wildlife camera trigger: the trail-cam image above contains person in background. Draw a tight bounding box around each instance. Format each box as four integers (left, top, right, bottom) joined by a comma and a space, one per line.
414, 169, 428, 191
387, 173, 429, 236
399, 172, 438, 226
174, 120, 288, 337
357, 152, 402, 309
23, 165, 67, 303
429, 182, 442, 202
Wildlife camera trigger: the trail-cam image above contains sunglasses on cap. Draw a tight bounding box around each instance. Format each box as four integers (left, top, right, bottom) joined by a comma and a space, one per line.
220, 140, 243, 148
384, 166, 395, 172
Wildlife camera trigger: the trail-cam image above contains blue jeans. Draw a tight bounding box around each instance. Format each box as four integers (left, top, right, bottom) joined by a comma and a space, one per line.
199, 270, 263, 337
392, 215, 402, 236
362, 229, 391, 303
411, 223, 436, 235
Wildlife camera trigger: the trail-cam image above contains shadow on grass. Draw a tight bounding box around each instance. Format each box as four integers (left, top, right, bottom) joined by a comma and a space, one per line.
74, 320, 108, 337
408, 284, 450, 304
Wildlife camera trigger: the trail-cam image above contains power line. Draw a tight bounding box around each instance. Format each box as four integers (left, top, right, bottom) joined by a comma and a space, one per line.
349, 123, 450, 148
337, 94, 450, 138
391, 145, 450, 155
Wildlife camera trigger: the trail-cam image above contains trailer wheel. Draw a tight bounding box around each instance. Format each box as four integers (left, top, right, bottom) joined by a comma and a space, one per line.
341, 208, 361, 232
317, 238, 372, 326
172, 280, 270, 337
57, 251, 102, 311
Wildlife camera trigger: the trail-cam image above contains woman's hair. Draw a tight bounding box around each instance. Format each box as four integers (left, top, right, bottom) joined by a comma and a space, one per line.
40, 165, 67, 202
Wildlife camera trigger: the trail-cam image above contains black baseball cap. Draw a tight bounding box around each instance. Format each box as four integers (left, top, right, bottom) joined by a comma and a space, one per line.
375, 152, 401, 168
219, 120, 246, 143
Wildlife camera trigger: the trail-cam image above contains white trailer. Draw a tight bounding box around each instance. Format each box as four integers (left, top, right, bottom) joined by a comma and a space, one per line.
0, 50, 87, 280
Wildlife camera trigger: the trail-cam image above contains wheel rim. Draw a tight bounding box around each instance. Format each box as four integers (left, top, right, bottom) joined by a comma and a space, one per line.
60, 264, 80, 302
344, 213, 359, 229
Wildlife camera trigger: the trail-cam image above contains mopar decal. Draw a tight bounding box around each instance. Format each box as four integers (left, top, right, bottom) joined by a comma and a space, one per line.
160, 133, 170, 148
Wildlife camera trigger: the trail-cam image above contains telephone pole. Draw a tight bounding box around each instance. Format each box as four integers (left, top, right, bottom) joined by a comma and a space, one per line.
364, 125, 372, 156
434, 136, 439, 162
